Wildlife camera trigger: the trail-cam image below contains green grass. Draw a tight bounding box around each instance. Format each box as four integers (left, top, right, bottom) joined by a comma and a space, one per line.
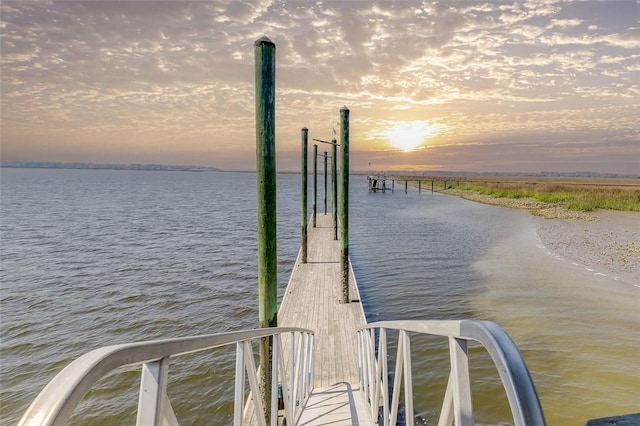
456, 183, 640, 212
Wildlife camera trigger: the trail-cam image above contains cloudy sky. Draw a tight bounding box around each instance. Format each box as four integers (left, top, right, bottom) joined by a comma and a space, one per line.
2, 1, 639, 173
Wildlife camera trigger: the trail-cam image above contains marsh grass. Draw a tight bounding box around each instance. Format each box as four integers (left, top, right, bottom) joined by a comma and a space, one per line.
457, 181, 640, 212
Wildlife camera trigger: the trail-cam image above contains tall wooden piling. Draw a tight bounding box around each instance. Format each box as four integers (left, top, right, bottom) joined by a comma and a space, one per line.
254, 35, 276, 421
332, 139, 338, 240
323, 151, 328, 215
340, 106, 350, 304
301, 128, 308, 264
313, 144, 318, 227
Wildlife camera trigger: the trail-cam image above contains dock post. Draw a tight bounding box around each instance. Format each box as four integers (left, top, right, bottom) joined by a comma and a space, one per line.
340, 106, 350, 304
313, 144, 318, 227
323, 151, 328, 215
419, 180, 421, 194
405, 180, 408, 194
432, 180, 434, 194
332, 139, 338, 240
254, 35, 276, 421
392, 179, 395, 193
301, 128, 308, 264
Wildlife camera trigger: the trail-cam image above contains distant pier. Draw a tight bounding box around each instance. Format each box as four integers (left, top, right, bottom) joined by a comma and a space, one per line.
368, 174, 459, 194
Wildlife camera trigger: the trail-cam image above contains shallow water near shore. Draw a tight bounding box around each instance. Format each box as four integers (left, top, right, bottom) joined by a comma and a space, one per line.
350, 188, 639, 425
1, 169, 638, 425
472, 223, 640, 424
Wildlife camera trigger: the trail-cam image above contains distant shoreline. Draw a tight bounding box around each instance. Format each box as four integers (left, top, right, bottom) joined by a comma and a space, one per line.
1, 161, 221, 172
426, 176, 640, 216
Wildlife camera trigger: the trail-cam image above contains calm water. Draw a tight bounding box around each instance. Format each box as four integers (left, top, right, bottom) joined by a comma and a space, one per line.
1, 169, 638, 425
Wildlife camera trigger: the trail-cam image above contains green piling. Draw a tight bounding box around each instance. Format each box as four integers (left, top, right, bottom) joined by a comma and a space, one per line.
339, 106, 350, 304
313, 144, 318, 227
332, 139, 338, 240
324, 151, 328, 215
254, 35, 276, 422
301, 127, 308, 264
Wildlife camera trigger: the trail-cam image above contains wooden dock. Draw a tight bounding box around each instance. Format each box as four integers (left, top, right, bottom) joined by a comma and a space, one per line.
278, 213, 371, 424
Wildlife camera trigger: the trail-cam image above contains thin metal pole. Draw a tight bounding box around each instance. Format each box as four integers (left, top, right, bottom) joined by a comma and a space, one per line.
313, 144, 317, 228
254, 35, 276, 422
301, 128, 308, 264
332, 139, 338, 240
323, 151, 328, 215
340, 106, 350, 304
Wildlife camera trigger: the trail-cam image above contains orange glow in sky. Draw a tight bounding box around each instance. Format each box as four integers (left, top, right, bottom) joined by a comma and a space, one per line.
383, 121, 443, 152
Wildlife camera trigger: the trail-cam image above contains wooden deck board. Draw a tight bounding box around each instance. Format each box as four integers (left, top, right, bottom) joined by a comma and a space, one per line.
278, 213, 367, 389
298, 383, 372, 425
246, 214, 371, 425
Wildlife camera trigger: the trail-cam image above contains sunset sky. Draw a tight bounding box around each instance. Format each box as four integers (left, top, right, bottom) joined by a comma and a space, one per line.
1, 0, 639, 174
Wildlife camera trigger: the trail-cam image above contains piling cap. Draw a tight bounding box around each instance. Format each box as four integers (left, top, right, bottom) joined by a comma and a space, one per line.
340, 105, 349, 112
302, 127, 308, 131
255, 35, 275, 47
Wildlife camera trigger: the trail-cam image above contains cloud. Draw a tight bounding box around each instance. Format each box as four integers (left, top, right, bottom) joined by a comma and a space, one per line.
1, 0, 638, 174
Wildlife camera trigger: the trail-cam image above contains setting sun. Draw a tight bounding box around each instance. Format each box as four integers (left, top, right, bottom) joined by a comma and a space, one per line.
383, 121, 441, 152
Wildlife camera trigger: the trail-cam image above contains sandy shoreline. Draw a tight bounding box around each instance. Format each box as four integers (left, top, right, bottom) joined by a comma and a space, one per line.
442, 189, 640, 286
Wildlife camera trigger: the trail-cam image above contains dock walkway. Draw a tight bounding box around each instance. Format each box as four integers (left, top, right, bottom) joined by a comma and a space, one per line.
278, 213, 370, 424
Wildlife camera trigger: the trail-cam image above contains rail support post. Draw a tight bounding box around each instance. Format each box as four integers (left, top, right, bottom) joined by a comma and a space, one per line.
301, 128, 308, 264
340, 106, 350, 304
254, 35, 277, 422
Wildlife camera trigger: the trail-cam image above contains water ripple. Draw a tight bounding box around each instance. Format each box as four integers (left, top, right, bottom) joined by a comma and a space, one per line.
2, 170, 637, 425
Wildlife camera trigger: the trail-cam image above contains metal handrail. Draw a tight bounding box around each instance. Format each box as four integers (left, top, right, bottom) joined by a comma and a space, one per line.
19, 327, 314, 426
357, 320, 546, 426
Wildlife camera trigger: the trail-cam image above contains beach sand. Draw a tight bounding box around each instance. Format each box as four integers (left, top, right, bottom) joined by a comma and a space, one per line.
534, 210, 639, 286
443, 188, 640, 286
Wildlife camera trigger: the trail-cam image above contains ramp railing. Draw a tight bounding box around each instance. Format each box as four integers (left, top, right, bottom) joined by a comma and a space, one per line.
357, 320, 546, 426
19, 327, 314, 426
